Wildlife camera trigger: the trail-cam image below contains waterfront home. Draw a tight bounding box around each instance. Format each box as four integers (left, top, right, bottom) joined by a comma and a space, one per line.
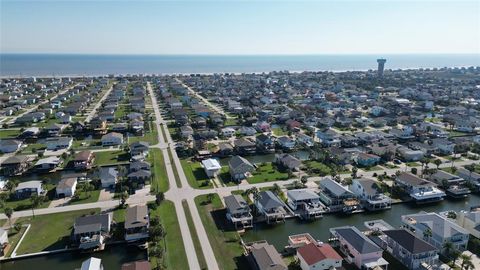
201, 158, 222, 178
431, 138, 455, 155
73, 213, 111, 250
275, 154, 302, 171
45, 137, 73, 151
121, 260, 151, 270
255, 121, 271, 132
224, 194, 253, 229
44, 123, 65, 137
101, 132, 124, 146
0, 155, 31, 176
0, 228, 8, 256
247, 241, 287, 270
255, 191, 286, 224
228, 156, 255, 182
456, 167, 480, 191
276, 136, 296, 151
81, 257, 103, 270
297, 242, 342, 270
427, 170, 470, 199
456, 208, 480, 239
287, 189, 324, 220
351, 178, 392, 211
401, 211, 470, 253
354, 153, 381, 167
238, 126, 257, 136
99, 167, 118, 188
221, 127, 236, 137
316, 129, 341, 147
234, 138, 256, 155
380, 229, 439, 270
34, 156, 62, 171
74, 150, 95, 170
217, 142, 234, 157
394, 172, 445, 204
127, 169, 151, 186
287, 233, 317, 249
318, 178, 360, 213
256, 133, 275, 153
129, 141, 149, 160
296, 133, 314, 147
330, 226, 388, 270
15, 180, 44, 199
0, 139, 22, 153
56, 177, 77, 198
20, 127, 40, 138
125, 205, 149, 242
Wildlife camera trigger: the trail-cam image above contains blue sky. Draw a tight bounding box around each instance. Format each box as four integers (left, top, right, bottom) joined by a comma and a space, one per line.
1, 0, 479, 55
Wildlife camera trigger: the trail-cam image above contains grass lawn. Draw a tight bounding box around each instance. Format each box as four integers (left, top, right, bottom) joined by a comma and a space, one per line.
5, 226, 28, 257
224, 118, 239, 126
113, 207, 126, 223
218, 166, 238, 187
304, 160, 332, 176
362, 165, 383, 171
94, 150, 130, 166
248, 163, 289, 184
15, 209, 100, 255
69, 189, 100, 205
444, 155, 462, 161
449, 131, 471, 137
150, 201, 189, 270
114, 105, 128, 119
0, 129, 21, 139
182, 200, 207, 269
169, 149, 182, 188
149, 148, 169, 193
272, 127, 288, 136
405, 161, 421, 167
180, 158, 213, 189
195, 194, 248, 270
128, 122, 159, 145
20, 143, 46, 154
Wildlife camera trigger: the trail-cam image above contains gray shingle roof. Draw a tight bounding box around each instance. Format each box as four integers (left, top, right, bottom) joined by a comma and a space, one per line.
257, 191, 284, 210
383, 229, 437, 254
334, 226, 382, 254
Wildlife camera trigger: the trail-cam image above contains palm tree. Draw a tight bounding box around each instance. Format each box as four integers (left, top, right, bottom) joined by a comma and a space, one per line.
351, 166, 358, 179
300, 175, 308, 187
119, 191, 129, 207
4, 207, 13, 227
30, 194, 43, 218
271, 184, 281, 196
246, 187, 260, 214
465, 164, 476, 182
443, 242, 454, 260
460, 254, 472, 270
422, 228, 432, 241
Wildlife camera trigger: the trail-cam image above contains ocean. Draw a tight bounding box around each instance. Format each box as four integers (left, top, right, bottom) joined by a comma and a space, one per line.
1, 54, 479, 77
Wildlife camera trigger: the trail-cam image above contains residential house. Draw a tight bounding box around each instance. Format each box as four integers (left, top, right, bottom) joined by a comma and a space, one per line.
247, 241, 287, 270
351, 178, 391, 211
228, 156, 255, 182
234, 138, 257, 155
100, 167, 118, 188
56, 177, 78, 197
44, 123, 65, 137
296, 134, 314, 147
201, 158, 222, 178
73, 214, 112, 250
238, 126, 257, 136
354, 153, 381, 167
217, 142, 234, 157
402, 211, 470, 253
15, 180, 44, 199
101, 132, 124, 146
380, 229, 439, 270
394, 172, 445, 204
330, 226, 388, 270
297, 243, 343, 270
287, 189, 324, 219
221, 127, 236, 137
275, 154, 302, 171
45, 137, 73, 151
456, 209, 480, 239
0, 139, 22, 153
125, 205, 149, 242
224, 194, 253, 229
427, 170, 470, 199
457, 167, 480, 191
318, 178, 360, 213
80, 257, 104, 270
255, 191, 286, 224
1, 155, 31, 176
316, 129, 341, 147
129, 141, 149, 159
276, 136, 296, 151
74, 151, 95, 170
256, 134, 275, 153
431, 138, 455, 155
34, 156, 62, 171
180, 125, 194, 139
255, 121, 271, 132
397, 146, 424, 162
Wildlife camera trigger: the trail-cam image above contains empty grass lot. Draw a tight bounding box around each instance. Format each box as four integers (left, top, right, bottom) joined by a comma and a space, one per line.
180, 158, 213, 189
149, 148, 169, 193
195, 194, 248, 270
15, 209, 100, 255
149, 201, 189, 270
248, 163, 289, 184
94, 150, 129, 166
0, 129, 21, 139
69, 189, 101, 205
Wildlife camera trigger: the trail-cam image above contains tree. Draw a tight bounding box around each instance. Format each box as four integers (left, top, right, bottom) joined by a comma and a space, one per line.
5, 180, 18, 194
4, 207, 13, 227
300, 175, 308, 186
460, 254, 472, 270
30, 194, 43, 218
443, 242, 455, 259
351, 166, 358, 179
13, 222, 22, 232
423, 228, 432, 241
434, 159, 442, 169
82, 183, 94, 198
245, 187, 260, 214
271, 184, 281, 196
119, 191, 129, 207
465, 164, 476, 182
206, 193, 214, 204
156, 192, 165, 205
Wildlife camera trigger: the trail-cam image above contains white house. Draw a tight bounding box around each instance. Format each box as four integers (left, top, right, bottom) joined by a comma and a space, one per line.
456, 209, 480, 239
221, 127, 236, 137
100, 167, 118, 188
56, 177, 78, 197
101, 132, 124, 146
201, 158, 222, 178
45, 137, 73, 151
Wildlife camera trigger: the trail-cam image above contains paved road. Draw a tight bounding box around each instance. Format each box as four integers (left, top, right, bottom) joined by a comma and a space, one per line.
175, 77, 233, 119
6, 83, 78, 125
84, 84, 114, 122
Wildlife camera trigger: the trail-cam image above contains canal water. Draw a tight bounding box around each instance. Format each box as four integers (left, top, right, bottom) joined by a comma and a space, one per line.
242, 195, 480, 251
0, 245, 147, 270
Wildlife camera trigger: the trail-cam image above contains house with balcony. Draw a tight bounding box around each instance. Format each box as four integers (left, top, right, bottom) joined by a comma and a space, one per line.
255, 191, 286, 224
15, 180, 44, 199
73, 213, 111, 250
401, 211, 469, 254
228, 156, 255, 182
351, 178, 391, 211
456, 167, 480, 191
380, 229, 439, 270
316, 129, 341, 147
234, 138, 257, 155
224, 194, 253, 229
276, 136, 296, 151
318, 178, 360, 213
330, 226, 388, 270
287, 189, 324, 220
74, 151, 95, 170
394, 172, 445, 204
124, 205, 149, 242
456, 208, 480, 239
427, 170, 470, 199
256, 133, 275, 153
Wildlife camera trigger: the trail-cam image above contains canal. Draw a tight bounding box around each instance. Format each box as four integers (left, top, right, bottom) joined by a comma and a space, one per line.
242, 194, 480, 251
0, 245, 147, 270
